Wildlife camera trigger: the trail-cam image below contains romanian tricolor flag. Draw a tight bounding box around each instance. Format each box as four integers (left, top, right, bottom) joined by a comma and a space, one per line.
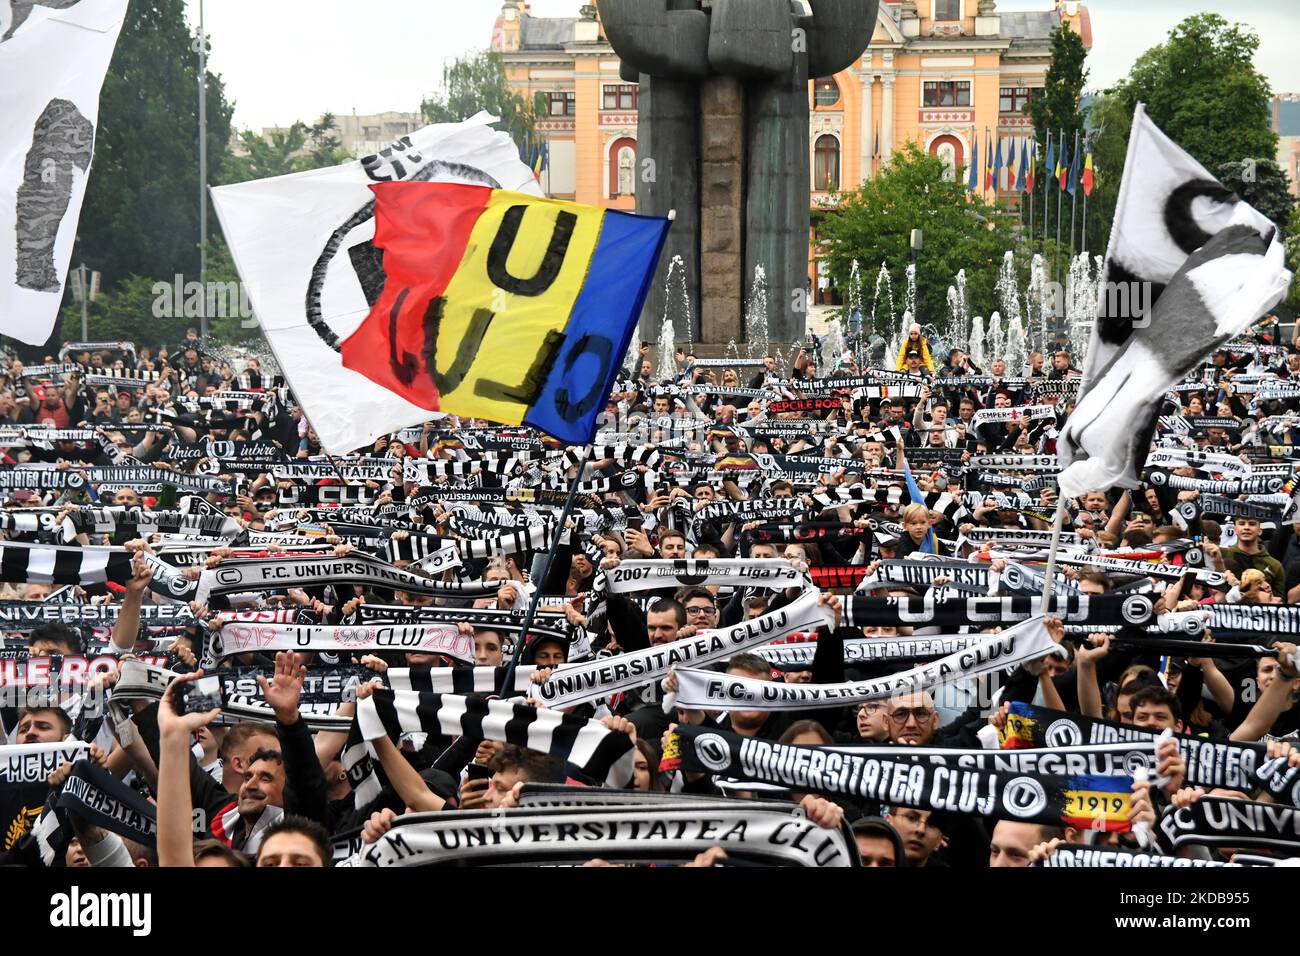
1061, 774, 1133, 832
1082, 149, 1094, 197
999, 704, 1040, 749
1057, 136, 1070, 191
1024, 139, 1036, 193
714, 452, 760, 471
341, 182, 670, 445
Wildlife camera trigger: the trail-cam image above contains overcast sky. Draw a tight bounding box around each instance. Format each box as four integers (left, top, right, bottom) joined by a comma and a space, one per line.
184, 0, 1300, 132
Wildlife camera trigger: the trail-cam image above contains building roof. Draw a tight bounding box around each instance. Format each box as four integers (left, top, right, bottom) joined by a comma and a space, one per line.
520, 16, 578, 49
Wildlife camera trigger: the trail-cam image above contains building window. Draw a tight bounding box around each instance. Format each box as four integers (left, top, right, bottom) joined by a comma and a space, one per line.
602, 84, 637, 111
814, 78, 840, 108
546, 91, 576, 117
934, 0, 961, 20
923, 80, 971, 107
1000, 86, 1036, 113
814, 134, 840, 191
609, 137, 637, 196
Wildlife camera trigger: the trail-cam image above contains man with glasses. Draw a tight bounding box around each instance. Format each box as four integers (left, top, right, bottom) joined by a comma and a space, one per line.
675, 586, 718, 631
884, 691, 941, 746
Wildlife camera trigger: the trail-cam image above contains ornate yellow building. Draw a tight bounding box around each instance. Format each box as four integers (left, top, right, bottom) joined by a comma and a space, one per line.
494, 0, 1091, 293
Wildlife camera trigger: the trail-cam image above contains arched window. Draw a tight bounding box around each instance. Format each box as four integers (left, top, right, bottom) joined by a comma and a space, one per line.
814, 78, 840, 108
608, 137, 637, 197
929, 134, 964, 182
936, 142, 956, 181
617, 146, 635, 196
814, 135, 840, 192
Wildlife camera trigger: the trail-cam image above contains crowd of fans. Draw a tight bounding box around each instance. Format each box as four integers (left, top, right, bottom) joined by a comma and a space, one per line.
1, 320, 1299, 869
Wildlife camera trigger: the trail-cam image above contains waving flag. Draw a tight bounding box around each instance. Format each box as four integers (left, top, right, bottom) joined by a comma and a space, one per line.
340, 183, 669, 445
1044, 135, 1055, 192
993, 137, 1003, 192
1055, 104, 1292, 499
966, 138, 978, 193
1007, 138, 1018, 190
214, 114, 553, 454
1067, 140, 1081, 197
0, 0, 129, 345
984, 130, 993, 192
1082, 148, 1094, 197
1025, 139, 1036, 193
1056, 134, 1069, 191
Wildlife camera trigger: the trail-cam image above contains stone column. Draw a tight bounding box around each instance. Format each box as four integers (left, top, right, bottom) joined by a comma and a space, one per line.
699, 76, 745, 345
859, 68, 874, 183
744, 50, 811, 346
635, 74, 700, 343
881, 73, 895, 161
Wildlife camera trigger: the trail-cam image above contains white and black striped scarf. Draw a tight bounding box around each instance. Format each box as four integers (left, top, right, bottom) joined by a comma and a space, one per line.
342, 690, 636, 807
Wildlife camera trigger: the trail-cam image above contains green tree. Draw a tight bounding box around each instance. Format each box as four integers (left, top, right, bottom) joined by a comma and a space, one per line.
221, 113, 352, 184
1078, 90, 1128, 258
69, 0, 234, 303
1285, 205, 1300, 316
57, 274, 176, 347
819, 142, 1019, 331
1029, 24, 1089, 248
1218, 158, 1295, 236
1113, 14, 1276, 173
421, 50, 543, 154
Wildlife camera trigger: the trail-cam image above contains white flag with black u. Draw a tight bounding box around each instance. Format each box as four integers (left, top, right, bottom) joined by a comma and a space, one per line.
1056, 104, 1292, 499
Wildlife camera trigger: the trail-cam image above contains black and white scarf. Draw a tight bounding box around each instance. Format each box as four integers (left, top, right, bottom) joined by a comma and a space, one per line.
0, 741, 91, 853
353, 604, 570, 644
1002, 704, 1273, 795
336, 805, 854, 868
1143, 468, 1288, 495
61, 508, 241, 542
211, 622, 475, 663
967, 454, 1060, 472
194, 552, 501, 604
0, 601, 191, 627
843, 592, 1158, 629
672, 616, 1063, 711
1158, 797, 1300, 853
755, 633, 991, 668
858, 558, 991, 593
600, 559, 805, 595
342, 690, 636, 807
0, 542, 133, 586
1158, 603, 1300, 640
532, 587, 830, 709
32, 758, 157, 866
663, 725, 1134, 832
1037, 846, 1234, 868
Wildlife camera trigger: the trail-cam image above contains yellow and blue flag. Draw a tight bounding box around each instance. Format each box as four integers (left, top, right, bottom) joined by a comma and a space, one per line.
341, 182, 670, 445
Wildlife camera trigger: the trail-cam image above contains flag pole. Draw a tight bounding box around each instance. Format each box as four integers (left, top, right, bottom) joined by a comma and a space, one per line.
1038, 496, 1069, 609
1069, 129, 1080, 264
1041, 131, 1051, 254
1028, 139, 1035, 253
1054, 128, 1064, 288
497, 442, 591, 696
